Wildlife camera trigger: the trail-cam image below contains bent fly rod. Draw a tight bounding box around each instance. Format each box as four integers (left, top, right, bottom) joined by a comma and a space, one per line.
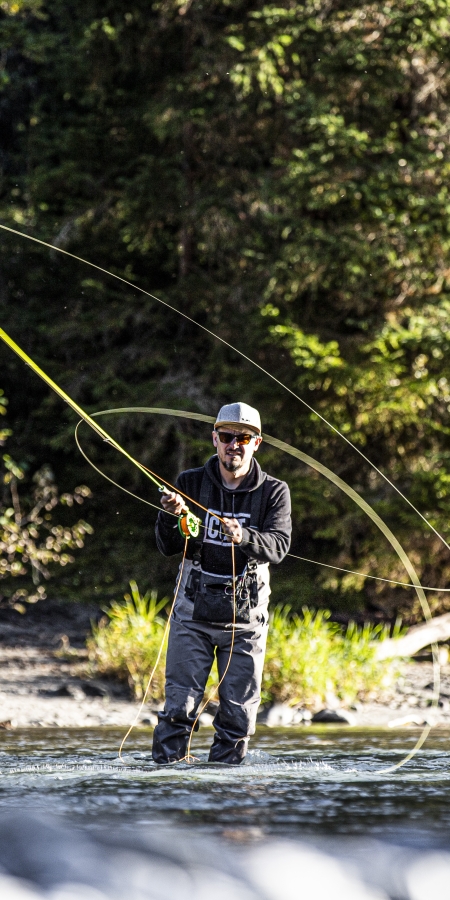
0, 326, 200, 538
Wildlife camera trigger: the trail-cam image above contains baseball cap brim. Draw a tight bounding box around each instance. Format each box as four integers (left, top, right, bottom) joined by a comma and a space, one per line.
214, 420, 261, 435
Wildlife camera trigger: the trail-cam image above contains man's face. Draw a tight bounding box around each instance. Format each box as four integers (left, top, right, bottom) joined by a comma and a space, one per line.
212, 428, 262, 473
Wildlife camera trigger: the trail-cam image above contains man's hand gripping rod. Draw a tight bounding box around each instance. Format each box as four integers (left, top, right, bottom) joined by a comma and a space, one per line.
158, 486, 201, 538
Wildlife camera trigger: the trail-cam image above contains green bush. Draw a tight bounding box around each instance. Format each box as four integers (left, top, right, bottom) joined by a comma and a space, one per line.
261, 606, 399, 708
87, 581, 170, 701
87, 587, 401, 707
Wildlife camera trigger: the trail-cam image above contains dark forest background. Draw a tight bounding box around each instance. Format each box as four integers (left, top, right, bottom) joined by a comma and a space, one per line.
2, 0, 450, 623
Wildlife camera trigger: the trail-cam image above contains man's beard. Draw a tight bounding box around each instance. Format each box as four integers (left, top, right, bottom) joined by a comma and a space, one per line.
222, 457, 243, 472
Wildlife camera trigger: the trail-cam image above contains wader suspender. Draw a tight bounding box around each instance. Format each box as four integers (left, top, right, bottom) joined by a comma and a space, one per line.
245, 479, 264, 599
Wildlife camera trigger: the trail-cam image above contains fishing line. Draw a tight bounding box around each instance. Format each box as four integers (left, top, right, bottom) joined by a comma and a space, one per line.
86, 407, 450, 592
0, 231, 441, 771
76, 412, 437, 769
87, 409, 443, 593
81, 406, 440, 773
75, 419, 227, 527
0, 319, 440, 771
75, 409, 440, 772
74, 422, 173, 516
287, 553, 450, 592
0, 222, 449, 556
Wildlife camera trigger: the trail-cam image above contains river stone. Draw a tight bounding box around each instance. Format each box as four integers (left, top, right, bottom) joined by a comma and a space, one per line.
199, 712, 215, 727
140, 713, 158, 727
80, 681, 108, 698
311, 709, 356, 725
387, 713, 431, 728
0, 810, 389, 900
261, 704, 296, 727
38, 684, 73, 698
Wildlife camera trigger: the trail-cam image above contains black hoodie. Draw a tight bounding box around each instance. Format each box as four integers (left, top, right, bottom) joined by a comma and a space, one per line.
155, 456, 291, 577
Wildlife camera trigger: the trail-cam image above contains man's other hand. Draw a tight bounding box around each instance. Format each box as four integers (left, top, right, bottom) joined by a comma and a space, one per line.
160, 491, 186, 516
222, 517, 243, 544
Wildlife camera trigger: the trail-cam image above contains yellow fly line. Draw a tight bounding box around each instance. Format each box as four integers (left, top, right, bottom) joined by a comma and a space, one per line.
82, 405, 440, 774
90, 407, 437, 607
0, 330, 440, 774
0, 284, 441, 772
82, 409, 450, 592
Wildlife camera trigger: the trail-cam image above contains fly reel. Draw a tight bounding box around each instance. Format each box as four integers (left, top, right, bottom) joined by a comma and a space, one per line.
178, 510, 201, 538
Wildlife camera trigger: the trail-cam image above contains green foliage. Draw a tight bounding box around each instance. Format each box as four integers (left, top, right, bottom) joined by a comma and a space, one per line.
0, 391, 93, 610
88, 592, 400, 706
87, 580, 170, 700
261, 605, 399, 707
2, 2, 450, 617
0, 390, 10, 446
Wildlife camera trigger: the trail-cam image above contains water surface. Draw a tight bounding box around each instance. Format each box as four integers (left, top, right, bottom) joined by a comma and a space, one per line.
1, 726, 449, 843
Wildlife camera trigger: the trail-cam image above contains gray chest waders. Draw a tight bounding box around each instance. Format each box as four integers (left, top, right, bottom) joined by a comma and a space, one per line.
184, 472, 265, 625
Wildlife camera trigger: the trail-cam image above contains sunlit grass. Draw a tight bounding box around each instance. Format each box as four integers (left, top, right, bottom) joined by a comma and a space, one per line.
87, 581, 169, 700
87, 584, 401, 707
260, 605, 400, 707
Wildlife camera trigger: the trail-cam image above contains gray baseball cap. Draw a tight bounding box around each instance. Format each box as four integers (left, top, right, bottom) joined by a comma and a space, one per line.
214, 402, 261, 435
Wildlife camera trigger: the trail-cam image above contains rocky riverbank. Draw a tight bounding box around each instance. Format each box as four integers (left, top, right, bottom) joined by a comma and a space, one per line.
0, 599, 448, 730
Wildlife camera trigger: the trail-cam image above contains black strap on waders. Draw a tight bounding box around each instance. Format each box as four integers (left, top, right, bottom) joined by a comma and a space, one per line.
249, 479, 264, 534
186, 470, 211, 572
199, 469, 212, 520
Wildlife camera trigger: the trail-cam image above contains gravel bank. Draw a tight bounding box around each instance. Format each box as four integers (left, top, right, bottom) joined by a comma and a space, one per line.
0, 600, 448, 730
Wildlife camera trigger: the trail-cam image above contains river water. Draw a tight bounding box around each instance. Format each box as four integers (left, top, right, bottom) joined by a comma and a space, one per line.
1, 725, 450, 843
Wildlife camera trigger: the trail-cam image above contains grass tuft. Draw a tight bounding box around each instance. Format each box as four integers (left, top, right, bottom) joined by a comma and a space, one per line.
87, 580, 169, 700
260, 605, 400, 707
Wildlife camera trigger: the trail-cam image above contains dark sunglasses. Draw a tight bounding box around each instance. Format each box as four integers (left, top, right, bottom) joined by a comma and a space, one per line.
216, 431, 256, 445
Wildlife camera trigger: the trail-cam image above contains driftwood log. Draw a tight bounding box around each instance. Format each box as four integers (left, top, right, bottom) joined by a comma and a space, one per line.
374, 612, 450, 660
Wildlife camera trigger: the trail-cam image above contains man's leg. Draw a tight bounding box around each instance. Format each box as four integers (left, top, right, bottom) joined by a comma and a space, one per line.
208, 618, 268, 764
152, 615, 215, 763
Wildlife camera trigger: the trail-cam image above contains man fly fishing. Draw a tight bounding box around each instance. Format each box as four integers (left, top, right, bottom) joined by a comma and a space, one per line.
152, 402, 292, 765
